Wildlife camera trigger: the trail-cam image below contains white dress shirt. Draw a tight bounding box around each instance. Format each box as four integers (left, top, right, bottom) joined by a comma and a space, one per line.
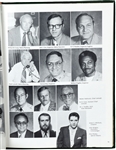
18, 130, 27, 138
41, 130, 49, 138
58, 101, 78, 111
69, 126, 77, 147
39, 101, 50, 111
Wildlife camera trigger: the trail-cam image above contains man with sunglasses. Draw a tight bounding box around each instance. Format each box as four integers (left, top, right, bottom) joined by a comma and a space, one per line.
44, 51, 71, 82
41, 14, 70, 46
10, 113, 33, 138
58, 86, 78, 111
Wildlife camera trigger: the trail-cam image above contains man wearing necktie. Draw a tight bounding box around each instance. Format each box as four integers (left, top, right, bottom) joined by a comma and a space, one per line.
71, 13, 102, 45
34, 113, 56, 138
10, 113, 33, 138
10, 87, 33, 112
8, 14, 39, 46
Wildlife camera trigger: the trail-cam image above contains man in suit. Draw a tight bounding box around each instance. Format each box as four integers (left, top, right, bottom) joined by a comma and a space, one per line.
34, 113, 56, 138
41, 14, 70, 46
44, 51, 71, 82
8, 14, 39, 46
10, 113, 33, 138
57, 112, 87, 148
71, 13, 102, 45
34, 86, 56, 111
75, 50, 102, 81
10, 87, 33, 112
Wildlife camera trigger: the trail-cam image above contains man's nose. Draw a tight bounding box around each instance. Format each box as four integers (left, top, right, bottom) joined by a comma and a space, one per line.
83, 26, 87, 32
52, 26, 56, 31
52, 63, 57, 69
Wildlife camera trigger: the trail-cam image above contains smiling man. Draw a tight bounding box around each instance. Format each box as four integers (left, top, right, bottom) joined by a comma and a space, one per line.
57, 112, 87, 148
44, 51, 71, 82
75, 50, 102, 81
10, 87, 33, 112
41, 14, 70, 46
71, 13, 102, 45
34, 86, 56, 111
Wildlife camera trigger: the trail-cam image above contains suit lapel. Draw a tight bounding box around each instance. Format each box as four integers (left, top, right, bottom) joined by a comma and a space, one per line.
66, 127, 70, 147
74, 127, 80, 144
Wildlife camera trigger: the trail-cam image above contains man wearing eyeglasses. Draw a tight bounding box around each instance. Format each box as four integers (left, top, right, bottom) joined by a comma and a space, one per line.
71, 13, 102, 45
44, 51, 71, 82
10, 113, 33, 138
41, 14, 70, 46
58, 86, 78, 111
10, 87, 33, 112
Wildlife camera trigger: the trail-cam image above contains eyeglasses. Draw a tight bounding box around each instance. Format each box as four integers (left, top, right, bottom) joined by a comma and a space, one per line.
47, 61, 63, 68
61, 93, 74, 99
48, 24, 63, 29
16, 121, 27, 126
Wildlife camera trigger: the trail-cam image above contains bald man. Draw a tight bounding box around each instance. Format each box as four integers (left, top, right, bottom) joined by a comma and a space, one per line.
8, 14, 39, 46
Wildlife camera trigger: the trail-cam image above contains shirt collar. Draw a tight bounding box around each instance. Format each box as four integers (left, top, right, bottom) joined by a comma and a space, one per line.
51, 70, 65, 81
40, 101, 50, 111
41, 130, 49, 137
18, 130, 27, 138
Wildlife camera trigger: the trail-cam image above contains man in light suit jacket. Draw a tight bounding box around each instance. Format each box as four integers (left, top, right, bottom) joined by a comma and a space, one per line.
41, 14, 70, 46
57, 112, 87, 148
10, 113, 33, 138
8, 14, 39, 46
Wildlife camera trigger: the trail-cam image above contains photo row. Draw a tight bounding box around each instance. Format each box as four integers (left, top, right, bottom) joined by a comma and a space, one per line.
8, 11, 102, 46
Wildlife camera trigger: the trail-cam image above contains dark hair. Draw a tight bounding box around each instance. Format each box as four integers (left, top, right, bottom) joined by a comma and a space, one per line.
46, 51, 63, 63
14, 113, 28, 123
38, 113, 51, 122
75, 13, 94, 26
14, 87, 27, 98
37, 86, 49, 99
79, 50, 97, 66
69, 112, 80, 120
47, 14, 64, 25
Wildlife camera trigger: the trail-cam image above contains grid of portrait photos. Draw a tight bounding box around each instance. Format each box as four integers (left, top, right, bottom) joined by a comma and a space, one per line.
8, 11, 102, 148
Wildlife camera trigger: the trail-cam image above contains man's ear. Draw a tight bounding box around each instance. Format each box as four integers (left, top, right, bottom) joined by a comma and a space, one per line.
26, 94, 28, 99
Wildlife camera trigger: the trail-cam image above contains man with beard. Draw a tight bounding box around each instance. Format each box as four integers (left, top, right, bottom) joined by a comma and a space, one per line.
57, 112, 87, 148
34, 113, 56, 137
75, 50, 102, 81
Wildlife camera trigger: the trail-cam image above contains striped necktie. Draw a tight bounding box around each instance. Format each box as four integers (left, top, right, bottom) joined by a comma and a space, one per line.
22, 32, 26, 46
21, 67, 26, 83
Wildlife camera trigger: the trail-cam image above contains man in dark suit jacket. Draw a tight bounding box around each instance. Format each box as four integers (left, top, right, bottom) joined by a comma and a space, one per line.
57, 112, 87, 148
34, 86, 56, 111
10, 113, 33, 138
34, 113, 56, 138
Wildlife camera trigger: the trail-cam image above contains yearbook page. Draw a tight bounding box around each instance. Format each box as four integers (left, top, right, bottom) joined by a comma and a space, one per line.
1, 2, 114, 148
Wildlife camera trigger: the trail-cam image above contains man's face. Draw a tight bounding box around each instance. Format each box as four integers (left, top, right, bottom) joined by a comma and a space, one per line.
80, 56, 96, 77
39, 115, 50, 132
77, 15, 94, 40
69, 116, 79, 129
61, 87, 74, 106
20, 16, 33, 32
21, 54, 31, 67
48, 17, 63, 38
38, 89, 50, 106
15, 116, 28, 134
47, 54, 63, 77
15, 88, 28, 106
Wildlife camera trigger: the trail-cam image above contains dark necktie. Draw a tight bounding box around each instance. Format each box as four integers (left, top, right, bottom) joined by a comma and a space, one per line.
44, 131, 48, 137
81, 40, 88, 45
63, 105, 70, 110
22, 32, 26, 46
52, 78, 58, 82
19, 107, 23, 112
21, 67, 26, 83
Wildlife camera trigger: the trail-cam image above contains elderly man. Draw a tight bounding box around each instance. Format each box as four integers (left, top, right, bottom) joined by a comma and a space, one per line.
10, 113, 33, 138
57, 112, 87, 148
9, 51, 40, 83
10, 87, 33, 112
75, 50, 102, 81
8, 14, 39, 46
71, 13, 102, 45
34, 86, 56, 111
34, 113, 56, 137
41, 14, 70, 46
58, 86, 78, 111
44, 51, 71, 82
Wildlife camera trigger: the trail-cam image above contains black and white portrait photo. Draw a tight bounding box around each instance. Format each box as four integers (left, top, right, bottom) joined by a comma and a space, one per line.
0, 104, 5, 133
34, 86, 56, 111
9, 86, 33, 112
10, 112, 33, 138
40, 12, 70, 46
9, 50, 40, 83
8, 12, 39, 46
71, 11, 102, 45
72, 48, 102, 81
40, 49, 71, 82
57, 85, 78, 111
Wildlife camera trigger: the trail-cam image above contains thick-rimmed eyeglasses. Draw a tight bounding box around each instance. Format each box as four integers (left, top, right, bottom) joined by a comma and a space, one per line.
48, 24, 63, 29
16, 121, 27, 126
47, 61, 63, 68
61, 93, 74, 99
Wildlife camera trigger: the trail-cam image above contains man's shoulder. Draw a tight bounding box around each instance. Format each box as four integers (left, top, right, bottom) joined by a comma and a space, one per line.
44, 74, 52, 82
75, 73, 85, 81
94, 71, 102, 81
34, 130, 41, 137
26, 129, 33, 136
9, 26, 20, 34
71, 36, 81, 44
50, 130, 56, 137
34, 103, 41, 111
93, 33, 102, 44
78, 127, 86, 133
10, 131, 18, 137
60, 126, 69, 131
26, 102, 33, 109
41, 36, 52, 45
49, 101, 56, 111
10, 105, 18, 112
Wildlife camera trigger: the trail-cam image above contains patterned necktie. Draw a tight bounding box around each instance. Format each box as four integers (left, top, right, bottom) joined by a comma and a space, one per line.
52, 78, 58, 82
27, 31, 34, 46
52, 39, 58, 46
63, 105, 70, 110
81, 40, 88, 45
21, 67, 26, 83
22, 32, 26, 46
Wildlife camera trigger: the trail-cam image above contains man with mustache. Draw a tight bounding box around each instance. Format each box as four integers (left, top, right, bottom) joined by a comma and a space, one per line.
34, 113, 56, 137
75, 50, 102, 81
